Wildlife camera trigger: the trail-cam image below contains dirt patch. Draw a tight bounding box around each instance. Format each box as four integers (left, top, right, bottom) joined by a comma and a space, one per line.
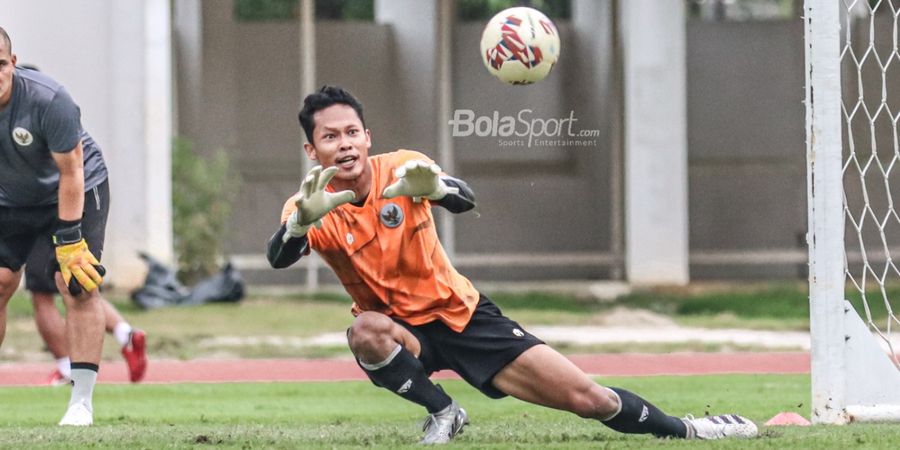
590, 307, 678, 328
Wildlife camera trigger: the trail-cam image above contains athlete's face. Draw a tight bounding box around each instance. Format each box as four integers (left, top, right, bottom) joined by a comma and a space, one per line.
0, 40, 16, 108
304, 104, 371, 182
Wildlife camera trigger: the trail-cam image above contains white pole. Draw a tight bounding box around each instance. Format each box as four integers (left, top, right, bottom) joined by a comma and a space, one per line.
299, 0, 319, 291
144, 0, 174, 268
621, 0, 689, 285
804, 0, 848, 425
436, 0, 455, 257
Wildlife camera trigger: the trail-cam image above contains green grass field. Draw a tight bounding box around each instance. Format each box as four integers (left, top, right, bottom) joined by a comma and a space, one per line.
1, 374, 897, 449
3, 284, 899, 447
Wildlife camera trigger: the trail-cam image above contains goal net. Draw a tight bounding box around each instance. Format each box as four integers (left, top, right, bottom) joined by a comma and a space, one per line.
805, 0, 900, 424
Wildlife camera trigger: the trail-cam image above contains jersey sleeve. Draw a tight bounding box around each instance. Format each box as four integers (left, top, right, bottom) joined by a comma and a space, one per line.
41, 87, 83, 153
280, 195, 299, 225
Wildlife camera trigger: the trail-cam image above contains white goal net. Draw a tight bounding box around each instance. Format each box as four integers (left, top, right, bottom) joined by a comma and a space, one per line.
806, 0, 900, 424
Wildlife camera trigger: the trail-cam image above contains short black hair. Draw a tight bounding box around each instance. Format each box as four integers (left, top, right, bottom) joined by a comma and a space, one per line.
298, 85, 366, 144
0, 26, 11, 54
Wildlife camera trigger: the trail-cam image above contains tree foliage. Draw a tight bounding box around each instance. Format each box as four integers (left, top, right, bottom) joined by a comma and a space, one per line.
171, 138, 241, 284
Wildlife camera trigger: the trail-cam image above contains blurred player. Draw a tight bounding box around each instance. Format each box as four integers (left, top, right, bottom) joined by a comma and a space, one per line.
15, 64, 147, 387
0, 26, 108, 426
268, 86, 759, 444
27, 256, 147, 386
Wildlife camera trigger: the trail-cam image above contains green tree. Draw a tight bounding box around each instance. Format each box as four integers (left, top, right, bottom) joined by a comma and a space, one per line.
233, 0, 374, 21
171, 138, 241, 285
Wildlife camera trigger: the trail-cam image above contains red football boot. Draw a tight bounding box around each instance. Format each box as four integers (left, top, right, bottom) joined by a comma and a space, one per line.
121, 329, 148, 382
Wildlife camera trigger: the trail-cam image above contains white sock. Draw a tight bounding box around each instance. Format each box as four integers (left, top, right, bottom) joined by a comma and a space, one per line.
56, 357, 71, 378
69, 365, 98, 411
113, 322, 133, 347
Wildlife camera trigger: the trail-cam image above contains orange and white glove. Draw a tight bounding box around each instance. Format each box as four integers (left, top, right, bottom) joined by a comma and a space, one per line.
54, 220, 105, 296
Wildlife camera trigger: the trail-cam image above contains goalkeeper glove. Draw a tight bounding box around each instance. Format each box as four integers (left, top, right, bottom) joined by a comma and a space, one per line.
284, 165, 356, 242
382, 160, 459, 203
53, 220, 106, 296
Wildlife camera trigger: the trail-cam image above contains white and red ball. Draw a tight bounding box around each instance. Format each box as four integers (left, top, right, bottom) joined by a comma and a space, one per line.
480, 7, 560, 85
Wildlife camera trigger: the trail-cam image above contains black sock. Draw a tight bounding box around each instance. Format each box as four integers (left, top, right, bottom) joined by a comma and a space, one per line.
360, 345, 452, 413
601, 387, 687, 438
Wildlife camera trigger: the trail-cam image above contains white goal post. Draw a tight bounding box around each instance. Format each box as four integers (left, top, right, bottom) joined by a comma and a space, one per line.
805, 0, 900, 424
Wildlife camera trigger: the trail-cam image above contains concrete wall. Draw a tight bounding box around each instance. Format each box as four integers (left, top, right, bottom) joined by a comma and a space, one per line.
687, 19, 807, 279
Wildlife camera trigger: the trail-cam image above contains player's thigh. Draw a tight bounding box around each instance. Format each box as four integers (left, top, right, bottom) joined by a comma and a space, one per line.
492, 344, 602, 409
22, 182, 109, 294
0, 267, 23, 306
430, 295, 544, 398
0, 205, 53, 292
24, 234, 57, 294
81, 180, 110, 260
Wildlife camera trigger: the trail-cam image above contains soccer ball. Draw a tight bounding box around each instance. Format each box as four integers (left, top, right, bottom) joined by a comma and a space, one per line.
480, 7, 560, 85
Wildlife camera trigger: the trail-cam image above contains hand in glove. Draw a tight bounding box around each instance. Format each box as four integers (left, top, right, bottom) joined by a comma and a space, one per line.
53, 220, 105, 296
284, 166, 355, 241
382, 160, 459, 203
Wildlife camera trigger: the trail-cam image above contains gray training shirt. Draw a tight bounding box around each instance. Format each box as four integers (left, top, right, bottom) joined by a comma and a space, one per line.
0, 66, 108, 207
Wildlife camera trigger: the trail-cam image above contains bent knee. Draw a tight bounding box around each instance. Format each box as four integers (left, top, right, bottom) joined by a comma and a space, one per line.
60, 288, 101, 309
347, 312, 396, 350
0, 269, 22, 303
568, 385, 620, 419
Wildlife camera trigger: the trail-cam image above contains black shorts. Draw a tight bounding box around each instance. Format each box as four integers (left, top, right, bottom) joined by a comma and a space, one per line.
394, 294, 544, 399
0, 180, 109, 293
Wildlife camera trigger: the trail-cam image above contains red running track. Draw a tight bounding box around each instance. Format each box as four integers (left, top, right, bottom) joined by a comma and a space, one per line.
0, 352, 810, 387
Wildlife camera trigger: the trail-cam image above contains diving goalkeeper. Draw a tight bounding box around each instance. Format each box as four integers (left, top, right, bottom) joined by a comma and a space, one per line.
267, 85, 758, 444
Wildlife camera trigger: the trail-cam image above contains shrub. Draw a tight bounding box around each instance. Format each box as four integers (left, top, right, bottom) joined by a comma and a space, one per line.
171, 138, 241, 285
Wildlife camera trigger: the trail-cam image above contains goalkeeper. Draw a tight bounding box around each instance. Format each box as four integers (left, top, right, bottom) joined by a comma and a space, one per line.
0, 27, 107, 427
267, 85, 758, 444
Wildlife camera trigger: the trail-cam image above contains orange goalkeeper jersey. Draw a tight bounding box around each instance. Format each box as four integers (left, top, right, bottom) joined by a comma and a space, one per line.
280, 150, 479, 332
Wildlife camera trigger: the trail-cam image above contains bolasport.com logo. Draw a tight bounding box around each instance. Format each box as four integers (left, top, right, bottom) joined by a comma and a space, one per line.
448, 109, 600, 148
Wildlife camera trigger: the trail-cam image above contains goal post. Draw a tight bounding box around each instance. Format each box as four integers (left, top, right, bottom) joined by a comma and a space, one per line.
805, 0, 900, 424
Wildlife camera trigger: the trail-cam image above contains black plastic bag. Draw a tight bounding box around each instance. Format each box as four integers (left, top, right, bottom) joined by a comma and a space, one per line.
181, 262, 244, 305
130, 253, 244, 309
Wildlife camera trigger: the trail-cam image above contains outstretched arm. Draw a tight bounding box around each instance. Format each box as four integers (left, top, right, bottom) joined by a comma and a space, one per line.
267, 165, 354, 269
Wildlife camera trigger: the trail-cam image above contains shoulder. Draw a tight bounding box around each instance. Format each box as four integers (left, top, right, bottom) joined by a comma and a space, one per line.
15, 68, 68, 105
279, 194, 299, 224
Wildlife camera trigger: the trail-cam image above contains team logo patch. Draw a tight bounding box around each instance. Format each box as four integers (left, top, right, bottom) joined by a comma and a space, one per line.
380, 203, 404, 228
397, 379, 412, 394
12, 127, 33, 146
346, 233, 354, 245
512, 328, 525, 337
